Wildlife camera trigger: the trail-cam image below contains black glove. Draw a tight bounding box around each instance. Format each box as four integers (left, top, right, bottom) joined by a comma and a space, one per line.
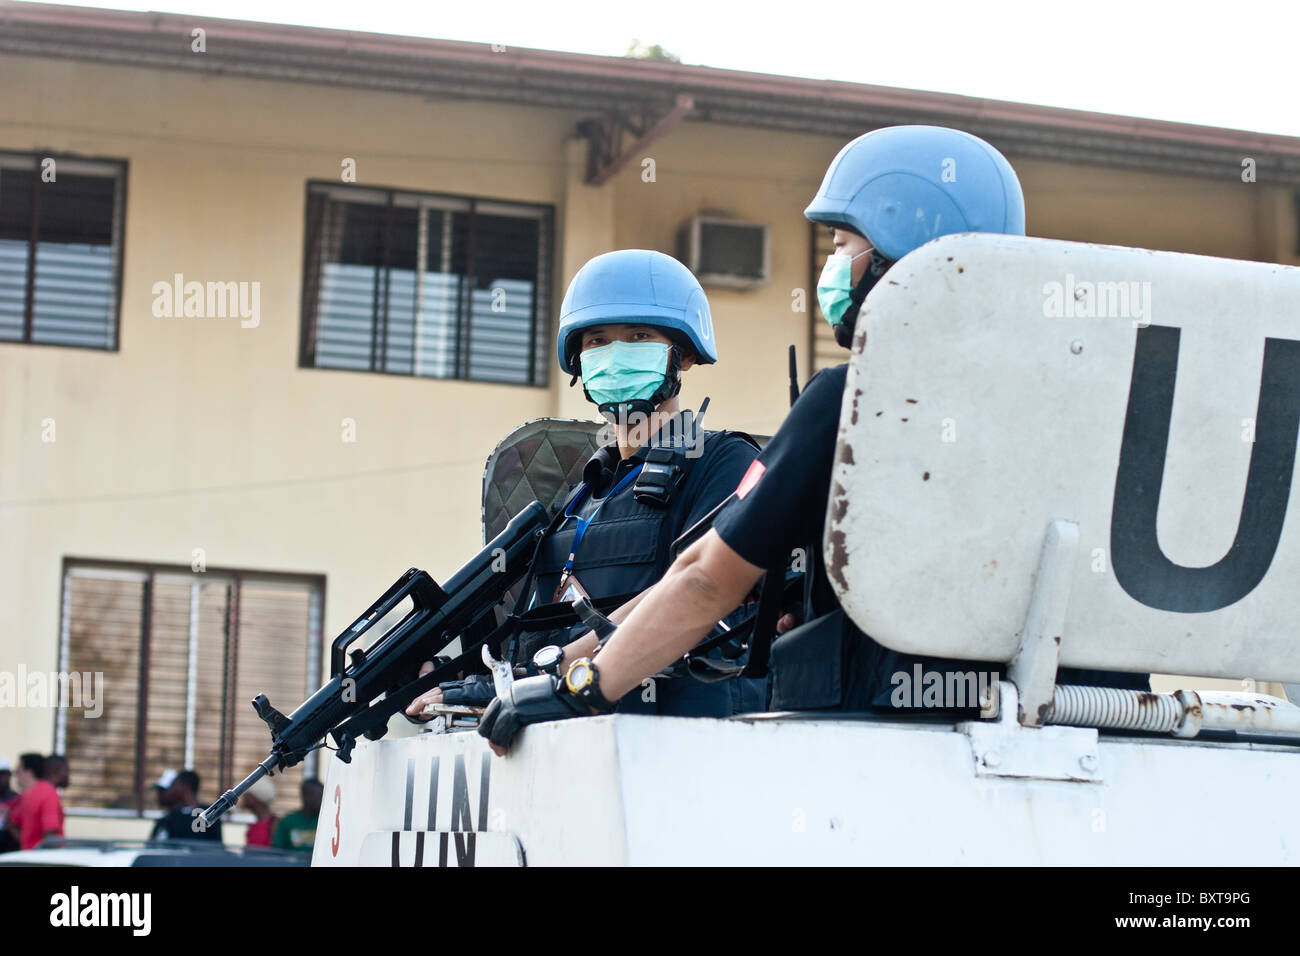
477, 674, 593, 750
404, 673, 495, 725
439, 674, 496, 707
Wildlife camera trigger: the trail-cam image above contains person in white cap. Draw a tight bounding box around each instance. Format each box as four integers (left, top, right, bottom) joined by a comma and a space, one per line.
240, 776, 277, 848
150, 769, 222, 842
152, 768, 178, 812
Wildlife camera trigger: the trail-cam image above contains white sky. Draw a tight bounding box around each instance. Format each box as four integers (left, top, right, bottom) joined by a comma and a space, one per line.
27, 0, 1300, 138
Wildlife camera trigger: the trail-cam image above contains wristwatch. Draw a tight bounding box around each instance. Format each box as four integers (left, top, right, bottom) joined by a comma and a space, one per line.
531, 644, 565, 677
564, 657, 615, 714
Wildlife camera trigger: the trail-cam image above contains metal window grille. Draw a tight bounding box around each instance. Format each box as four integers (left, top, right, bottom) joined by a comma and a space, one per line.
300, 183, 552, 387
0, 152, 125, 350
55, 560, 325, 816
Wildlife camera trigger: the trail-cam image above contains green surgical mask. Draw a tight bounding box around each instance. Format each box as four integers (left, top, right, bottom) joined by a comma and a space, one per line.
816, 248, 874, 328
579, 340, 670, 407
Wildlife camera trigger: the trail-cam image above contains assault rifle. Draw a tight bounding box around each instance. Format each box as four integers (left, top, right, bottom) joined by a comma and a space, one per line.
199, 501, 548, 828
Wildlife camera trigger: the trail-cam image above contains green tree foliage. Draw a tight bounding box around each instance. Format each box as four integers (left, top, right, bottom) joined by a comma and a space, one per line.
625, 39, 681, 62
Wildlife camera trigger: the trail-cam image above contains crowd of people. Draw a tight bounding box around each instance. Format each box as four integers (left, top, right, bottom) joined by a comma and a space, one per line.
0, 752, 321, 854
148, 768, 322, 851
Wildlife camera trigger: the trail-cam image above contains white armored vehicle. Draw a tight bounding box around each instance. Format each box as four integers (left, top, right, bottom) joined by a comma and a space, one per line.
311, 234, 1300, 866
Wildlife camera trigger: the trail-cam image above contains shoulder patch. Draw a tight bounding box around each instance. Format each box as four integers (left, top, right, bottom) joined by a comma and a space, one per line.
735, 460, 766, 500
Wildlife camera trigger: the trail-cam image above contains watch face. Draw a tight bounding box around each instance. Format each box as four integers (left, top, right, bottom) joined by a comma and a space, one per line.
534, 645, 563, 670
566, 661, 592, 694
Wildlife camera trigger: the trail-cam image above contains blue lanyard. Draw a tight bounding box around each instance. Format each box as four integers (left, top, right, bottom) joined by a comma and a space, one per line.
559, 463, 644, 582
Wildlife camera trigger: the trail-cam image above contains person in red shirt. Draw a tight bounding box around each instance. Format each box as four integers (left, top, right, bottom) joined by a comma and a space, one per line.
7, 753, 64, 850
240, 776, 277, 848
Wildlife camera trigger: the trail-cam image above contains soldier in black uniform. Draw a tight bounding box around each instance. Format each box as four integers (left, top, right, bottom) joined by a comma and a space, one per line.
405, 249, 761, 720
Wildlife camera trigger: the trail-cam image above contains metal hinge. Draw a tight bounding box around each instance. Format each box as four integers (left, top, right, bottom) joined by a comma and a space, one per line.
960, 681, 1102, 782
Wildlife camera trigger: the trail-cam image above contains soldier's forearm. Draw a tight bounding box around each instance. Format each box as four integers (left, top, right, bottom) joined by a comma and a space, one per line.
609, 588, 651, 625
593, 531, 763, 701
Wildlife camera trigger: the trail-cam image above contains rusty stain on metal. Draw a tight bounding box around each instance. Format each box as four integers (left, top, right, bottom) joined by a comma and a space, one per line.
830, 488, 849, 524
838, 442, 856, 466
905, 398, 918, 404
827, 482, 851, 592
922, 471, 930, 481
900, 417, 909, 422
850, 388, 862, 426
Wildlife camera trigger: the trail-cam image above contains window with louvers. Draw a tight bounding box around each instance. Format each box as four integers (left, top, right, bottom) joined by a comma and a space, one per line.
0, 153, 125, 350
809, 222, 842, 374
57, 562, 323, 818
300, 183, 553, 386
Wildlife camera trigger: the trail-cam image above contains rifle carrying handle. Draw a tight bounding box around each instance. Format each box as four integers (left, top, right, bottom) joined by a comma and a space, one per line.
330, 569, 447, 678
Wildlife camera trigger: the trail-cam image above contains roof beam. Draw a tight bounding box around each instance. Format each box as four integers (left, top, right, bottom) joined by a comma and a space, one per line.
3, 2, 1300, 182
583, 94, 694, 187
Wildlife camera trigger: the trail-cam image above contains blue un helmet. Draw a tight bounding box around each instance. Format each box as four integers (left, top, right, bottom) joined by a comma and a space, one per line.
556, 250, 717, 418
804, 125, 1025, 261
807, 126, 1024, 347
556, 249, 717, 374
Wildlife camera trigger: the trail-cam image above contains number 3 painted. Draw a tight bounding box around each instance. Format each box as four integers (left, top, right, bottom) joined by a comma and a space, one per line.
331, 784, 341, 856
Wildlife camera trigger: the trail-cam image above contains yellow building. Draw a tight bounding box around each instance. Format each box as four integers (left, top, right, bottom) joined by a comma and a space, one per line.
1, 2, 1298, 841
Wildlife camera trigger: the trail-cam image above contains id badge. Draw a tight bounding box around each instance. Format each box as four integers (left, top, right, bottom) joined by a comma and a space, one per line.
552, 573, 591, 605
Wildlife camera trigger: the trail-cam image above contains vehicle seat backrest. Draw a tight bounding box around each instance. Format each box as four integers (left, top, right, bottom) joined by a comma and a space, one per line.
827, 233, 1300, 682
482, 418, 606, 543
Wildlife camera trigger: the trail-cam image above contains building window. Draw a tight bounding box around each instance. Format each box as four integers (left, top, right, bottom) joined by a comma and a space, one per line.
55, 561, 324, 816
0, 153, 126, 350
808, 221, 841, 375
1294, 191, 1300, 257
300, 183, 553, 386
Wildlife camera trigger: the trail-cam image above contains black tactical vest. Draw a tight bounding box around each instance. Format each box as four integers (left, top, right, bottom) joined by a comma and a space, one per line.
532, 431, 735, 602
513, 427, 751, 664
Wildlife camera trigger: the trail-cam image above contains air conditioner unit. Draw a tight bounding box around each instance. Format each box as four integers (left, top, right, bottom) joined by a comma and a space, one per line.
679, 215, 770, 290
